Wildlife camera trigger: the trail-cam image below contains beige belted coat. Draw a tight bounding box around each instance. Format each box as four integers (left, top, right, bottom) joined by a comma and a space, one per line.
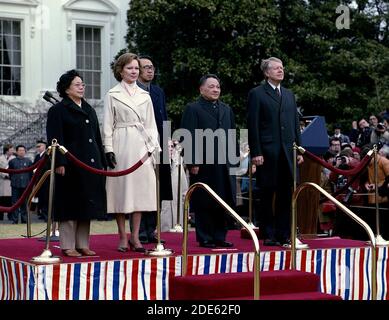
103, 82, 160, 213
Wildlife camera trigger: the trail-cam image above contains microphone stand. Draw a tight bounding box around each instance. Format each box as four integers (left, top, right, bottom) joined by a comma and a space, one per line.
31, 140, 61, 264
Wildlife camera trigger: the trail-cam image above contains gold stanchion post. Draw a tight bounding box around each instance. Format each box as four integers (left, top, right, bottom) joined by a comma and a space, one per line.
146, 161, 174, 257
31, 140, 61, 264
247, 159, 258, 229
289, 144, 308, 250
26, 196, 32, 238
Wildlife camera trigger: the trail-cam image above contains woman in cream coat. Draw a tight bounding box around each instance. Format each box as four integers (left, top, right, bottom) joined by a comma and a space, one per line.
103, 53, 159, 252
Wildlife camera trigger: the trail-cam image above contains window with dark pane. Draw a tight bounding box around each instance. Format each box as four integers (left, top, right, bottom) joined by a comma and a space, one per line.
76, 25, 101, 99
0, 19, 21, 96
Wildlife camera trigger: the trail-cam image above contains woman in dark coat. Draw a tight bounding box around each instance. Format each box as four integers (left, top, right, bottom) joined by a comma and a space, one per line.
46, 70, 107, 257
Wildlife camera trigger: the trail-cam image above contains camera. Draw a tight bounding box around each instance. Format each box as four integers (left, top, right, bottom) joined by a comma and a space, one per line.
336, 156, 347, 164
335, 175, 348, 190
377, 123, 385, 130
343, 187, 355, 204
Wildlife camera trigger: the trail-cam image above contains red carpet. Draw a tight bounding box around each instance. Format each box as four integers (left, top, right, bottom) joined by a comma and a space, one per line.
170, 270, 343, 300
0, 230, 368, 264
0, 231, 374, 300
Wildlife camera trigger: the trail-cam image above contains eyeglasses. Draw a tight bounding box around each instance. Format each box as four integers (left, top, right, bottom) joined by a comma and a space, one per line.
142, 65, 155, 71
72, 83, 86, 88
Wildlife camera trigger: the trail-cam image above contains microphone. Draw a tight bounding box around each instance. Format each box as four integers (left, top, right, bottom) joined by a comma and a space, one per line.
43, 91, 59, 105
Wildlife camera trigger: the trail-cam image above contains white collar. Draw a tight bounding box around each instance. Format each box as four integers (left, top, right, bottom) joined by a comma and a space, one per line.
267, 81, 281, 91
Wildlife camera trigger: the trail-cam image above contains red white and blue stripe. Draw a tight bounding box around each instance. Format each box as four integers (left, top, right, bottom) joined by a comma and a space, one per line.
1, 247, 388, 300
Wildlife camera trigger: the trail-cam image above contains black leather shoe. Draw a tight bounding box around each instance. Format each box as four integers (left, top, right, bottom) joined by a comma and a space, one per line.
199, 241, 216, 248
263, 239, 281, 246
129, 241, 146, 253
215, 240, 233, 248
281, 239, 292, 247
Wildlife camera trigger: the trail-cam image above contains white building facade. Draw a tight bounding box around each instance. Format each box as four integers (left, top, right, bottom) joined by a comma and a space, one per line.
0, 0, 129, 146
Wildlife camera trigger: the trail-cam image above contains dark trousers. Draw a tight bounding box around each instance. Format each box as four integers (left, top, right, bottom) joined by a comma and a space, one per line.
195, 207, 228, 243
256, 155, 293, 242
10, 187, 27, 223
139, 211, 157, 240
37, 185, 49, 221
0, 196, 12, 220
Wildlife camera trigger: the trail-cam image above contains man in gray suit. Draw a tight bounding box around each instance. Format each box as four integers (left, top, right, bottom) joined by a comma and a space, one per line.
247, 57, 303, 246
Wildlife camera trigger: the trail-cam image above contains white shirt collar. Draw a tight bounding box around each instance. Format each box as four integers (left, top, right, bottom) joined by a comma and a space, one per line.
267, 81, 281, 91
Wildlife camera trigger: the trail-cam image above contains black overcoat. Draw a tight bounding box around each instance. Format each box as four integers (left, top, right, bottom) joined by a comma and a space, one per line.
46, 97, 107, 221
181, 97, 238, 211
247, 82, 301, 187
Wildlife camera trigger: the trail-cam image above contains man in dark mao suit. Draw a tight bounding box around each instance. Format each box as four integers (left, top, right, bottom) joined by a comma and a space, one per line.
134, 56, 172, 244
247, 57, 303, 246
181, 74, 238, 248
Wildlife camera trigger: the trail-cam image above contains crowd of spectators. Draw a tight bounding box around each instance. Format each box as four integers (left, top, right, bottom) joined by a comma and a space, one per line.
320, 110, 389, 239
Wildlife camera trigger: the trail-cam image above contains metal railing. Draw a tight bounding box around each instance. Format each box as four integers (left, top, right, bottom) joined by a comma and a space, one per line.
182, 182, 261, 299
291, 181, 377, 300
0, 99, 47, 149
1, 114, 47, 149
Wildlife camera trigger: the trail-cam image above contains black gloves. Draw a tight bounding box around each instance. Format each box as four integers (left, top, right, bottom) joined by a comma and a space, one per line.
105, 152, 117, 169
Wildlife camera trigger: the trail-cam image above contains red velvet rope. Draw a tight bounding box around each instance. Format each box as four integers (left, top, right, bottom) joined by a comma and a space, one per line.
0, 155, 46, 174
0, 155, 49, 213
301, 148, 373, 176
319, 159, 371, 204
64, 151, 151, 177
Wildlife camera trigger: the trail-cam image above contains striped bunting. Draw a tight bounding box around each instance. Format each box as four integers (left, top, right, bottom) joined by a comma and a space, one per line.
1, 246, 388, 300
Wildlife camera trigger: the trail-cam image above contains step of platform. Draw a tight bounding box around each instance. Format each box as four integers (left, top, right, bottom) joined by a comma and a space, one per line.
170, 270, 340, 300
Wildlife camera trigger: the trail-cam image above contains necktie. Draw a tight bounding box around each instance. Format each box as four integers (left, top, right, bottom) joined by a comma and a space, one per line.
275, 87, 281, 97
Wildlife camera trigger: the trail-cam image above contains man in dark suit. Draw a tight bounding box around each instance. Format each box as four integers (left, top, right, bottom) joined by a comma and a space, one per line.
181, 74, 238, 248
133, 55, 173, 244
247, 57, 304, 246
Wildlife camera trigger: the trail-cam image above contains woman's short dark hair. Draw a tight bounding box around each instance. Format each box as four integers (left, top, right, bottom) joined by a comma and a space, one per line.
56, 69, 82, 98
199, 74, 220, 87
113, 53, 139, 82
